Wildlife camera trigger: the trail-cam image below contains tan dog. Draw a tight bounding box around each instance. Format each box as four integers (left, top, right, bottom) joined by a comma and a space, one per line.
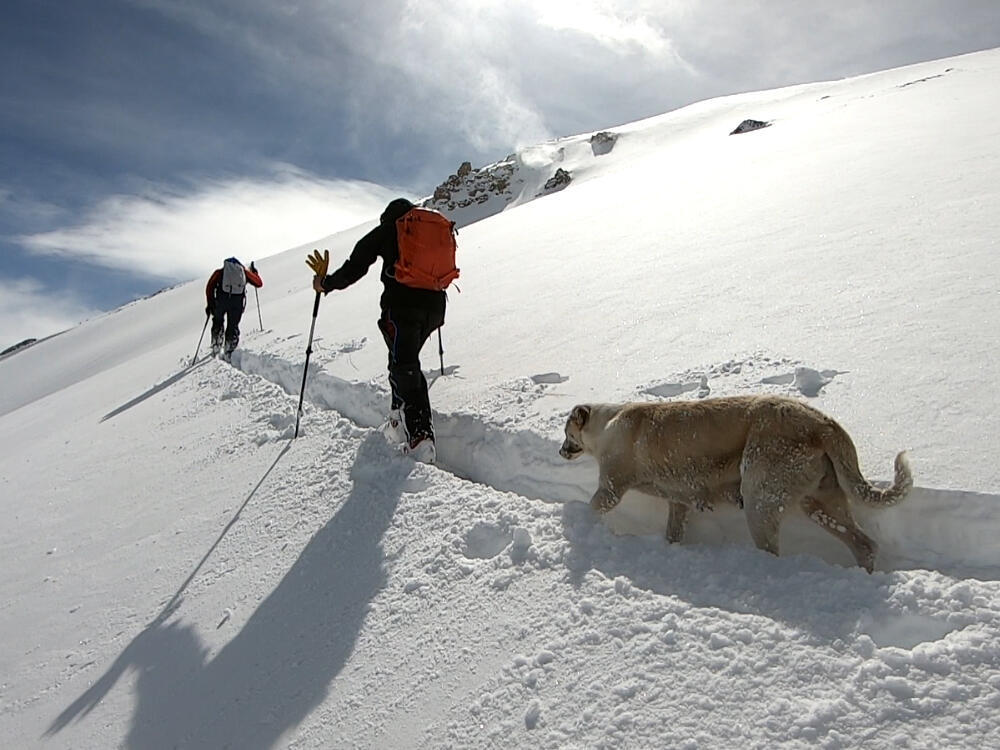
559, 395, 912, 572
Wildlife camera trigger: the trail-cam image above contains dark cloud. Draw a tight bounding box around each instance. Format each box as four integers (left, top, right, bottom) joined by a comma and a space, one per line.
6, 0, 997, 203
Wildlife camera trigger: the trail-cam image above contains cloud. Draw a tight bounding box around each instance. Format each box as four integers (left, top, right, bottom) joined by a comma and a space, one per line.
0, 278, 100, 353
120, 0, 1000, 184
0, 187, 69, 228
534, 0, 678, 58
18, 167, 401, 280
11, 0, 997, 203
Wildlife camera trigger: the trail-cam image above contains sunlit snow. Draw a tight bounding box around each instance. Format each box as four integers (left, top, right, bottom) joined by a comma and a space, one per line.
2, 49, 1000, 749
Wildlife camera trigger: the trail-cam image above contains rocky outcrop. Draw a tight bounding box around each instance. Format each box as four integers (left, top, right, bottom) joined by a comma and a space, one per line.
730, 119, 771, 135
537, 168, 572, 196
423, 134, 601, 225
590, 131, 618, 156
1, 338, 38, 357
422, 156, 522, 221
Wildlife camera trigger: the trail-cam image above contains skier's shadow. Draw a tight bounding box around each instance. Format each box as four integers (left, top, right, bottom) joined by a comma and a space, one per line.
47, 433, 408, 749
100, 356, 212, 423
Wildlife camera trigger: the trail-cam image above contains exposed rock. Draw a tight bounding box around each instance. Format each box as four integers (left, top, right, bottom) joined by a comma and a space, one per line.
1, 338, 38, 357
730, 119, 771, 135
422, 150, 574, 226
590, 131, 618, 156
538, 168, 572, 196
423, 158, 521, 222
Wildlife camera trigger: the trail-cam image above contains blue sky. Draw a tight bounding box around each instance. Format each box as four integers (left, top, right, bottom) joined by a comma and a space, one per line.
2, 0, 999, 351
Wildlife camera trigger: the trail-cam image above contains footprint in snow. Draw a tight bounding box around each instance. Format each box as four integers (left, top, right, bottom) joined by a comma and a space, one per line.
463, 522, 513, 559
266, 413, 294, 429
859, 612, 955, 649
642, 374, 710, 399
530, 372, 568, 385
642, 381, 700, 398
761, 367, 846, 397
334, 338, 366, 354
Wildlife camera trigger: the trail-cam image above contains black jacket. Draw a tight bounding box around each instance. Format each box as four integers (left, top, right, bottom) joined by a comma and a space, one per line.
321, 198, 446, 317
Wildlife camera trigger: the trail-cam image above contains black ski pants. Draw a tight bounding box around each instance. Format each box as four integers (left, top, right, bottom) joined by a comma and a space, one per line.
211, 291, 246, 351
377, 306, 444, 442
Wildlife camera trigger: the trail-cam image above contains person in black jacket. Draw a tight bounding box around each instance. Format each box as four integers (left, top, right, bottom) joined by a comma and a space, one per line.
309, 198, 444, 462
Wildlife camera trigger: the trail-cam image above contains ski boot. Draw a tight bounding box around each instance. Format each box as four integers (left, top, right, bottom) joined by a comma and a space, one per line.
378, 408, 405, 445
405, 435, 436, 464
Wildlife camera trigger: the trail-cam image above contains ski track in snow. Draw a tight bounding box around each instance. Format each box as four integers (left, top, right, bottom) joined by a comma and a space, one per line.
126, 352, 1000, 749
223, 346, 1000, 581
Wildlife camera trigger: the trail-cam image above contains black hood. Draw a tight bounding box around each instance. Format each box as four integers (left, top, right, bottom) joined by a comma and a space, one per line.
380, 198, 415, 225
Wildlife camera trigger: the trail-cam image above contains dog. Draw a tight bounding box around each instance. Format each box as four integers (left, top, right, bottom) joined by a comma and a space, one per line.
559, 395, 912, 572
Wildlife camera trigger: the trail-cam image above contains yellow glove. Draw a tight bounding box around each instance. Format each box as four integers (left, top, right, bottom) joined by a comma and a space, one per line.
306, 249, 330, 278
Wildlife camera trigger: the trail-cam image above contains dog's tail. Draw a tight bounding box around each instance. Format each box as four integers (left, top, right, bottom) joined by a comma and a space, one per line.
825, 427, 912, 507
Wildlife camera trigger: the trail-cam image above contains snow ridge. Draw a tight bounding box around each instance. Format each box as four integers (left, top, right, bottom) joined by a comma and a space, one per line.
230, 349, 1000, 580
234, 349, 587, 504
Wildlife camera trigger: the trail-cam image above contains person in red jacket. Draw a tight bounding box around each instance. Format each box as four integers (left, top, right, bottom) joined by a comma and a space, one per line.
205, 257, 262, 358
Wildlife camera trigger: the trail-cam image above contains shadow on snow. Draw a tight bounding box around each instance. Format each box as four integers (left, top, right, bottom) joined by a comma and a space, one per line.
47, 433, 407, 749
100, 356, 212, 423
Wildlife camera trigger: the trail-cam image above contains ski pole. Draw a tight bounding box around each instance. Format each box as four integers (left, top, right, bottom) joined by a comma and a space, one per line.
250, 261, 263, 331
192, 313, 210, 366
294, 292, 322, 439
437, 328, 445, 376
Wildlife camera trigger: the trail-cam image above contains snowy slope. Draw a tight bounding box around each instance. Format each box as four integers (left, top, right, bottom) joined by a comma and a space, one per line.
2, 49, 1000, 749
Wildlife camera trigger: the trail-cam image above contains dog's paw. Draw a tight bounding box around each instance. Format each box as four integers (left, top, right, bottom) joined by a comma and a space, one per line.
590, 489, 619, 514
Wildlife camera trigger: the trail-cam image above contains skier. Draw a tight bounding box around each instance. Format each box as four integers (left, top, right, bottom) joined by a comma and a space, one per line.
307, 198, 455, 463
205, 258, 263, 359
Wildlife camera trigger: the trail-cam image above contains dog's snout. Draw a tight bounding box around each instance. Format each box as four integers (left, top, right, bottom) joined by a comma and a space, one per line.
560, 439, 582, 459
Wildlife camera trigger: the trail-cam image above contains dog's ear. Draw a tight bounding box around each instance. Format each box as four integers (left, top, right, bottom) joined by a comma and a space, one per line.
570, 405, 591, 426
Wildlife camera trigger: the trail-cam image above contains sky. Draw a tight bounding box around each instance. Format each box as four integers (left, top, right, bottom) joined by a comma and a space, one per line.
3, 0, 1000, 351
1, 47, 999, 747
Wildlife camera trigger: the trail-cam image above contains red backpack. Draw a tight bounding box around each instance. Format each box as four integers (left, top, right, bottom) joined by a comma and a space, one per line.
393, 207, 459, 291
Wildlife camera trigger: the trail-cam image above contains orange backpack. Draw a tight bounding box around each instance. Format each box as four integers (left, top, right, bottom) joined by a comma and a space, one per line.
393, 207, 459, 291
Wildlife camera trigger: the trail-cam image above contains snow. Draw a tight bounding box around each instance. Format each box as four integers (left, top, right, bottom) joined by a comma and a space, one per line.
2, 48, 1000, 748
